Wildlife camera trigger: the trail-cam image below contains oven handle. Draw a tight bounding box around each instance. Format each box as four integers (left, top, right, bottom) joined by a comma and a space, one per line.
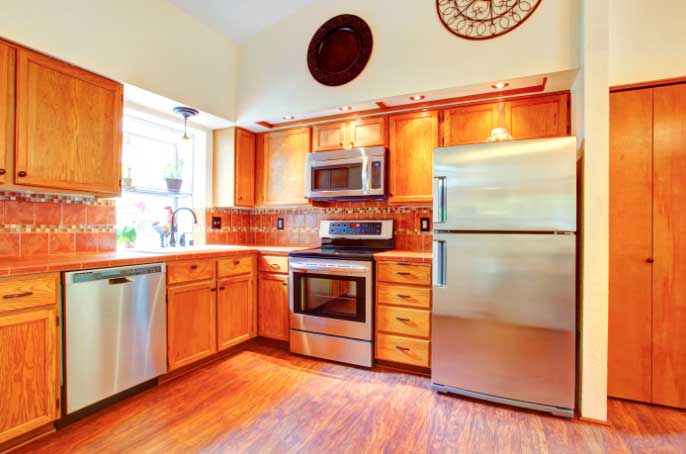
290, 265, 369, 276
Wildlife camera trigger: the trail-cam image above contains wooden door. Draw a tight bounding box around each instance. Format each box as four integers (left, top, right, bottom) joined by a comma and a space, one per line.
261, 127, 310, 206
217, 274, 254, 351
0, 41, 12, 185
608, 88, 654, 402
0, 308, 58, 444
312, 121, 348, 151
388, 111, 438, 204
508, 93, 569, 140
652, 83, 686, 408
258, 273, 289, 341
349, 117, 386, 148
167, 281, 217, 370
234, 128, 256, 207
15, 48, 123, 195
443, 103, 500, 145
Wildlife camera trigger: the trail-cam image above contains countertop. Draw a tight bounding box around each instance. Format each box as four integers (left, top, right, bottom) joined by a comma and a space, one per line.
0, 246, 432, 277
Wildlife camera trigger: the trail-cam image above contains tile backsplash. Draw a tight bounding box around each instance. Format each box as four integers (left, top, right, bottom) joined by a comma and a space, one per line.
0, 191, 116, 257
202, 202, 433, 252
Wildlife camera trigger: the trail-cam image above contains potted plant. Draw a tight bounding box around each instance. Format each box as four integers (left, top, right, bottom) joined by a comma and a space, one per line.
116, 226, 137, 248
164, 157, 184, 192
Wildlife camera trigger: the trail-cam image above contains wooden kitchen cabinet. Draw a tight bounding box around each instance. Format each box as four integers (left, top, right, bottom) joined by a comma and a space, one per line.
443, 103, 500, 146
258, 273, 290, 341
15, 48, 123, 196
217, 274, 255, 351
167, 280, 217, 370
388, 111, 438, 204
234, 128, 256, 207
312, 121, 348, 151
0, 40, 12, 186
259, 127, 310, 206
312, 117, 386, 151
0, 273, 60, 444
609, 83, 686, 408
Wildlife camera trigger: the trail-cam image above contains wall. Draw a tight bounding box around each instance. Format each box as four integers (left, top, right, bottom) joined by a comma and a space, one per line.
213, 128, 236, 207
0, 0, 238, 120
609, 0, 686, 86
237, 0, 579, 122
0, 191, 116, 257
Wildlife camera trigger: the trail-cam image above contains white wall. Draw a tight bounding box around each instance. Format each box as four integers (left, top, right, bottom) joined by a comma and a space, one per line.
609, 0, 686, 86
237, 0, 579, 122
0, 0, 238, 120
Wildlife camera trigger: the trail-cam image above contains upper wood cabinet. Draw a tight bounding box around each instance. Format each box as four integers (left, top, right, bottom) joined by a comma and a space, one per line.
234, 128, 256, 207
15, 48, 123, 195
312, 117, 386, 151
258, 273, 289, 341
443, 103, 500, 146
259, 127, 310, 206
217, 273, 255, 351
0, 41, 12, 185
388, 111, 438, 204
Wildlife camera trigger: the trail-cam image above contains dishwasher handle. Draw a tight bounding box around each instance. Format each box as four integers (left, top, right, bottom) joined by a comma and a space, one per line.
109, 277, 133, 285
71, 264, 164, 284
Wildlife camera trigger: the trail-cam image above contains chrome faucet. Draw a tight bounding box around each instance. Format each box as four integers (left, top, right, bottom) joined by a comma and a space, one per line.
169, 207, 198, 248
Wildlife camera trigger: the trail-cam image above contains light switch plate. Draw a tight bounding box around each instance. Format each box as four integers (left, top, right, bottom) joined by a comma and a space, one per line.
420, 217, 431, 232
277, 217, 284, 230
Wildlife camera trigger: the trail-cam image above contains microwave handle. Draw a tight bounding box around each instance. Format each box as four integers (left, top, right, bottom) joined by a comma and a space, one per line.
362, 156, 371, 195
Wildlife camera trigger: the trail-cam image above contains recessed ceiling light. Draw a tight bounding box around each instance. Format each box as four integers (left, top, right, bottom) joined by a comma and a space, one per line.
339, 105, 353, 112
491, 82, 509, 90
409, 95, 425, 101
282, 115, 295, 120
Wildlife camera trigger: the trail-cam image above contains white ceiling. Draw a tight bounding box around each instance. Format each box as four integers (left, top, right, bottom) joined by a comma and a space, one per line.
168, 0, 315, 42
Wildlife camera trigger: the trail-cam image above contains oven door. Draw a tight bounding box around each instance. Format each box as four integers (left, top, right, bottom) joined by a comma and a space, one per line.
289, 259, 373, 340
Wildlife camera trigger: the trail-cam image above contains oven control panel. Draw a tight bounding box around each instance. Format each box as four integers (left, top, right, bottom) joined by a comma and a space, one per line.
329, 222, 382, 236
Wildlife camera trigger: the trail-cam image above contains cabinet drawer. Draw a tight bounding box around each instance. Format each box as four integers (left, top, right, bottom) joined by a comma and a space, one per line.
258, 255, 289, 274
376, 333, 430, 368
377, 305, 430, 338
377, 262, 431, 286
168, 259, 215, 285
0, 274, 58, 313
377, 283, 431, 309
217, 255, 255, 278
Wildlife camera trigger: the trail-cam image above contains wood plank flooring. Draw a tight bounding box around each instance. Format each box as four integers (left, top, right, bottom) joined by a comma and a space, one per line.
12, 341, 686, 454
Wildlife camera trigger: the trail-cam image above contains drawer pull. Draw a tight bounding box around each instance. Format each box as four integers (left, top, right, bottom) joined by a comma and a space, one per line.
395, 272, 412, 276
281, 282, 288, 287
395, 346, 411, 352
395, 317, 411, 322
211, 288, 217, 292
3, 291, 34, 299
395, 294, 411, 299
270, 263, 280, 269
233, 260, 241, 265
191, 264, 199, 270
219, 287, 225, 291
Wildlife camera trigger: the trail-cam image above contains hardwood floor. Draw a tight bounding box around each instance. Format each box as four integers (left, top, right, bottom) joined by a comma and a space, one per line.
12, 341, 686, 454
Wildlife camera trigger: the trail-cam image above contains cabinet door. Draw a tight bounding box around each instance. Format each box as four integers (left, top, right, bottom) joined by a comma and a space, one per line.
389, 111, 438, 204
608, 88, 654, 403
217, 274, 255, 350
234, 128, 255, 207
653, 84, 686, 408
443, 103, 500, 145
312, 121, 348, 151
261, 128, 310, 206
258, 273, 289, 341
167, 281, 217, 370
0, 308, 58, 444
0, 41, 12, 185
15, 48, 123, 195
349, 117, 386, 148
508, 93, 569, 140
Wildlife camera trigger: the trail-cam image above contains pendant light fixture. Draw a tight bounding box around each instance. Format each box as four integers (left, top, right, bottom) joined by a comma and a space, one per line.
487, 99, 513, 142
173, 106, 199, 140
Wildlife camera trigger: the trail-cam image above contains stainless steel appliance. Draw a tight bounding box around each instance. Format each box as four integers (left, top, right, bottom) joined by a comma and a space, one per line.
289, 220, 394, 366
431, 137, 577, 418
64, 263, 167, 414
305, 147, 386, 200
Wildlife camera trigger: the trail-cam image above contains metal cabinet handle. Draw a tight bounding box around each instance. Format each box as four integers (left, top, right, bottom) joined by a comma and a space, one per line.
270, 263, 280, 268
2, 291, 33, 299
395, 272, 412, 276
395, 317, 411, 322
219, 287, 225, 291
210, 288, 216, 292
395, 346, 411, 352
191, 264, 198, 270
17, 171, 27, 177
281, 282, 288, 287
646, 258, 655, 263
395, 294, 411, 299
234, 260, 241, 265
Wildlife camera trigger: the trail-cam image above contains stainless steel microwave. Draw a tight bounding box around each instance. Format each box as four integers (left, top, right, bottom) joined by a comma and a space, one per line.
305, 147, 386, 200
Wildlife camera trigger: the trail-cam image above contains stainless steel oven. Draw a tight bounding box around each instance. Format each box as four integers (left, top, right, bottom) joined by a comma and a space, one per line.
305, 146, 386, 200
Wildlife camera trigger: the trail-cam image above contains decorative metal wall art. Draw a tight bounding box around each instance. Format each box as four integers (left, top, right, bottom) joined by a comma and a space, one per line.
436, 0, 542, 40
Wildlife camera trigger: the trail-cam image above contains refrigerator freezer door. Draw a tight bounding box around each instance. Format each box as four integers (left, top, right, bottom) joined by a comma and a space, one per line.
431, 232, 576, 412
433, 137, 577, 232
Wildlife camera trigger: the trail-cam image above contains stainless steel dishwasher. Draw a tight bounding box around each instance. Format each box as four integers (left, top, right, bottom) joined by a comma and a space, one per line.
64, 263, 167, 414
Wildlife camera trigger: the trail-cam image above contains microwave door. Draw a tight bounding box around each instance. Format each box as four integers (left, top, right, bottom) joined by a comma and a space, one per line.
307, 158, 365, 198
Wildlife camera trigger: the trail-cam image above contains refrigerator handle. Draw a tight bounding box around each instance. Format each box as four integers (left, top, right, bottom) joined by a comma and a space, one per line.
432, 239, 447, 287
433, 176, 447, 224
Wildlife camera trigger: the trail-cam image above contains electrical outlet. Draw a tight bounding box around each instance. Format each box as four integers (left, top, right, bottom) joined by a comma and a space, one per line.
277, 217, 284, 230
211, 216, 222, 229
420, 217, 431, 232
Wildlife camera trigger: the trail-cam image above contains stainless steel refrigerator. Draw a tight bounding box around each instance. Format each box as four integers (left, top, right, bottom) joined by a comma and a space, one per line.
431, 136, 577, 417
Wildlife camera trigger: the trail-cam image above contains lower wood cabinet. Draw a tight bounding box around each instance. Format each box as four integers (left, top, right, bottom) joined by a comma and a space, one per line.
0, 273, 59, 444
217, 274, 255, 351
167, 280, 217, 371
258, 273, 290, 341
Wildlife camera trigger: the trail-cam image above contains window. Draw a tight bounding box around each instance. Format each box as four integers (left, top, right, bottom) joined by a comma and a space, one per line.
116, 109, 209, 249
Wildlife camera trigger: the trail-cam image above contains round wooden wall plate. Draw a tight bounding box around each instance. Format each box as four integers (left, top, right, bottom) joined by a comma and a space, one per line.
307, 14, 373, 87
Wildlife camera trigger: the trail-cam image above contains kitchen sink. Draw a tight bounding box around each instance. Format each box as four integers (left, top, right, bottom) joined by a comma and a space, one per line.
131, 245, 247, 254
